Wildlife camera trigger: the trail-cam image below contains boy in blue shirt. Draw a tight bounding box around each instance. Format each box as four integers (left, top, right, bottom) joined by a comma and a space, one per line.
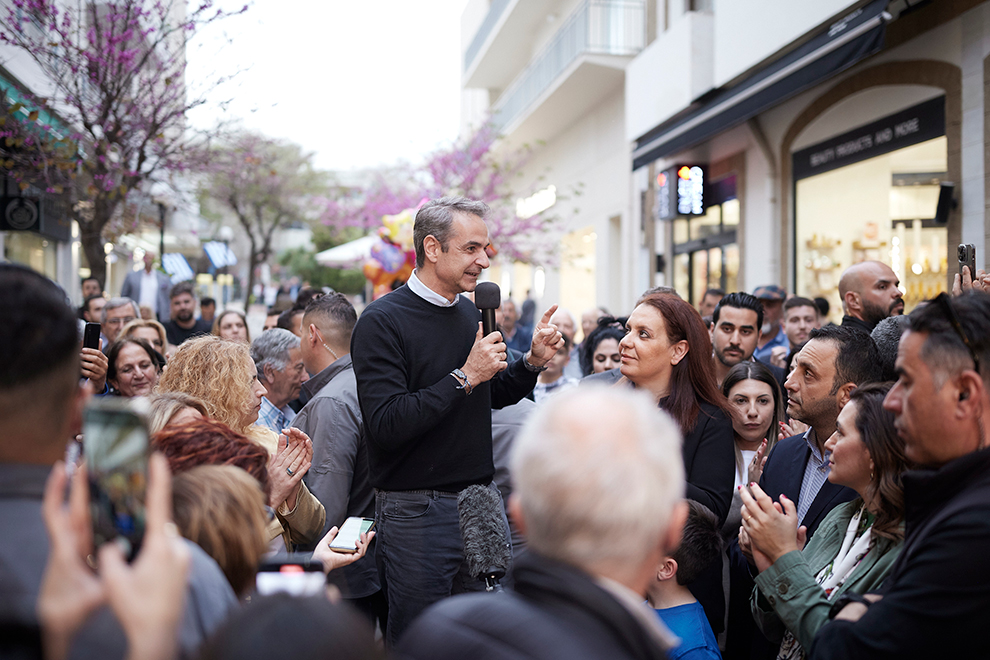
648, 500, 723, 660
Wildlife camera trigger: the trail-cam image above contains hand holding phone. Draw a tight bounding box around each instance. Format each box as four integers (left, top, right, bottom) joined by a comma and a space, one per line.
959, 243, 977, 279
312, 521, 375, 574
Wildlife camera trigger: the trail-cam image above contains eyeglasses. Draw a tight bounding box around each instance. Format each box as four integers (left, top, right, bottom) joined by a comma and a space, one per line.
932, 293, 980, 374
106, 316, 137, 326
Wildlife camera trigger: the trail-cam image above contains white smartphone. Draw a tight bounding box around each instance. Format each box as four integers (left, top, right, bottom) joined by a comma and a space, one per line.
327, 517, 375, 554
255, 555, 326, 596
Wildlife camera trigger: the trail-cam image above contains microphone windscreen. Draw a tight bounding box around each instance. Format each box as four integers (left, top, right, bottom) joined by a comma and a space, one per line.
457, 484, 511, 581
474, 282, 501, 311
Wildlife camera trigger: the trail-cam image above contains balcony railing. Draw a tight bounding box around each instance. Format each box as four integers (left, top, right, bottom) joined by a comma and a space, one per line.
464, 0, 512, 74
492, 0, 645, 132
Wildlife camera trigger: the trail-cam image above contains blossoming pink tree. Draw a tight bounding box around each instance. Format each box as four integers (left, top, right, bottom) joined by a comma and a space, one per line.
196, 131, 326, 305
320, 123, 565, 266
0, 0, 245, 285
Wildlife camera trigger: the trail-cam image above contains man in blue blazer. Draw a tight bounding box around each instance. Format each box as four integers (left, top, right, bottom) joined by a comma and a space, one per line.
120, 251, 172, 323
726, 325, 883, 659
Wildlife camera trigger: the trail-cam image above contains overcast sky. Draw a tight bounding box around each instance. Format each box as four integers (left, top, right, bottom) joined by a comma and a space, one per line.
186, 0, 470, 173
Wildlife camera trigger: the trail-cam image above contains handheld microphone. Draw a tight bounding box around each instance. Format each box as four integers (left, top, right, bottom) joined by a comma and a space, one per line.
457, 484, 512, 591
474, 281, 501, 337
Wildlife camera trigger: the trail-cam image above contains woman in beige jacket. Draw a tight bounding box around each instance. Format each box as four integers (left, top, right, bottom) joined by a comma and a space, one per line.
157, 335, 325, 550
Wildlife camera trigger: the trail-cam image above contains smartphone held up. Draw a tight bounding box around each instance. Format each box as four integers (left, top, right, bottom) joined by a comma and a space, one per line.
83, 397, 151, 561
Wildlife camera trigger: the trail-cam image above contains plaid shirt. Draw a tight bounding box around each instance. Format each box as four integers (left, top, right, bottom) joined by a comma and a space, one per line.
255, 396, 295, 435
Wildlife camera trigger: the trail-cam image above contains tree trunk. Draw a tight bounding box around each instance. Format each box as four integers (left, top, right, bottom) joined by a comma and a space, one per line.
246, 251, 259, 307
79, 222, 107, 288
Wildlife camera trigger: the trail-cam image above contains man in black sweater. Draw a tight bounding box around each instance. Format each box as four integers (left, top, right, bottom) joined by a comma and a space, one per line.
351, 196, 564, 646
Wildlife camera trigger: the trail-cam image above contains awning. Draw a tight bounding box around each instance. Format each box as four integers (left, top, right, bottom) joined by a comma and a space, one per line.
161, 253, 194, 282
632, 0, 891, 170
315, 235, 377, 267
204, 241, 237, 269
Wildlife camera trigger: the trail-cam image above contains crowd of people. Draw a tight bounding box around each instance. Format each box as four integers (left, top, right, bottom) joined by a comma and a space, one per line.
3, 195, 990, 660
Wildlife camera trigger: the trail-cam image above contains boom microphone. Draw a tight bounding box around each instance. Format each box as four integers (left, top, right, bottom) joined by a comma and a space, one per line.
457, 484, 512, 591
475, 281, 501, 337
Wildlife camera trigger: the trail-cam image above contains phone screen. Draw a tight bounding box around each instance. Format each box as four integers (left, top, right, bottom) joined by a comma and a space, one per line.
256, 560, 325, 596
83, 399, 150, 560
328, 517, 375, 553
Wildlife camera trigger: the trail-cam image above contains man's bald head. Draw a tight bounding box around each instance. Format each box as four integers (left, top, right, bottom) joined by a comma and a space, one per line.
839, 260, 904, 328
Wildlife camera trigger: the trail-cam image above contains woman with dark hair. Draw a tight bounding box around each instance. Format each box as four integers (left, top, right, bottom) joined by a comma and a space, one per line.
616, 291, 736, 523
106, 337, 162, 397
741, 382, 909, 659
720, 360, 785, 655
578, 317, 626, 376
722, 361, 784, 492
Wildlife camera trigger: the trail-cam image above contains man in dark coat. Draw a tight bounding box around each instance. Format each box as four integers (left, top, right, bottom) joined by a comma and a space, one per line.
812, 292, 990, 658
398, 386, 687, 659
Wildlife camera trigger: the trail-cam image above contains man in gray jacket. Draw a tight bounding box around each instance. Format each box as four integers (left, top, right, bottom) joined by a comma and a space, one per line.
294, 292, 384, 632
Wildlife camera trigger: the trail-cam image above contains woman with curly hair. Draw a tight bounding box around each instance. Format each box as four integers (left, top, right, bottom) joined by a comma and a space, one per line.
156, 335, 325, 550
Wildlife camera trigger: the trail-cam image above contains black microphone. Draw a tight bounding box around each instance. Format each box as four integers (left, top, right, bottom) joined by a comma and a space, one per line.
475, 281, 501, 337
457, 484, 512, 591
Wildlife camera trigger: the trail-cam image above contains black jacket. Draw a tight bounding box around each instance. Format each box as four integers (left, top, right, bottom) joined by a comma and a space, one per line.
397, 552, 669, 660
810, 446, 990, 659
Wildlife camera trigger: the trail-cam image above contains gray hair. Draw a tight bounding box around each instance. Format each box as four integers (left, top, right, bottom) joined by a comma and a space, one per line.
250, 328, 300, 381
510, 386, 685, 573
871, 315, 910, 381
413, 196, 490, 268
102, 297, 140, 324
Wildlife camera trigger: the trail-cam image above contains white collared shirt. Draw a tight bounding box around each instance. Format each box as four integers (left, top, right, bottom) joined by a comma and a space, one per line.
407, 269, 459, 308
139, 269, 158, 314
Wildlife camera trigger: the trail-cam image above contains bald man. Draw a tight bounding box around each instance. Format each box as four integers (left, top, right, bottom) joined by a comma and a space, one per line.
837, 260, 904, 333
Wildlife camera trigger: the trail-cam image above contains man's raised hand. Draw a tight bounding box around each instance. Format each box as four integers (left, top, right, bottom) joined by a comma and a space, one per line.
528, 305, 564, 367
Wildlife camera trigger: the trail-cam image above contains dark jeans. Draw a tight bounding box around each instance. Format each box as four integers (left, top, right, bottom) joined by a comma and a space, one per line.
375, 484, 510, 647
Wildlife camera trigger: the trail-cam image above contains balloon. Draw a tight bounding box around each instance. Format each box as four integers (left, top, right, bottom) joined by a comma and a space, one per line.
383, 209, 415, 251
371, 240, 404, 274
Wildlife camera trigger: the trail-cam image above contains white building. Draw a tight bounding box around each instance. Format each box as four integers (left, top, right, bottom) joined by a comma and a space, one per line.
463, 0, 989, 322
461, 0, 647, 321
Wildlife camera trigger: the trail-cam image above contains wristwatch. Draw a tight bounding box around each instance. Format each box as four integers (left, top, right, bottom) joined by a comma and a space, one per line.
522, 351, 548, 372
450, 368, 473, 395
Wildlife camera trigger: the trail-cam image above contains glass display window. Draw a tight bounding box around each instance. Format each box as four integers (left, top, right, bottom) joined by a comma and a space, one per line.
795, 136, 947, 319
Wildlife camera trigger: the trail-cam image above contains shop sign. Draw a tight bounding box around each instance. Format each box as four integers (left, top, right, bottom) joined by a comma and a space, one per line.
793, 97, 945, 180
656, 165, 706, 221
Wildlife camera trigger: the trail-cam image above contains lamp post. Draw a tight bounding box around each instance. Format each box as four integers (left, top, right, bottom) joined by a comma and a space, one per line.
218, 225, 234, 305
156, 202, 167, 260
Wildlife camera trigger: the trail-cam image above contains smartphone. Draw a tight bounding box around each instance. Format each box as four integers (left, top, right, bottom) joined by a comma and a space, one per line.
83, 322, 101, 350
959, 243, 977, 278
83, 397, 151, 561
256, 555, 326, 596
327, 517, 375, 554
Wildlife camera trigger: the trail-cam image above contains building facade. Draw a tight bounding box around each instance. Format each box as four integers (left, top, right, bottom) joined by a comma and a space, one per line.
464, 0, 990, 321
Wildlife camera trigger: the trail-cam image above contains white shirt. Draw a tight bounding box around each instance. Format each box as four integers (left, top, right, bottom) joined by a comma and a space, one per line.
407, 269, 459, 308
138, 269, 159, 315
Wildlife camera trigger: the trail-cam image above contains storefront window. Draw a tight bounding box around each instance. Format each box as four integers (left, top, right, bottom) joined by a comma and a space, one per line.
3, 231, 57, 279
795, 136, 947, 319
672, 191, 739, 305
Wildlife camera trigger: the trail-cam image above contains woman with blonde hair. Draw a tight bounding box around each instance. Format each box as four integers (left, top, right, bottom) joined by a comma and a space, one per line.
147, 391, 209, 434
120, 318, 168, 356
156, 335, 324, 550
